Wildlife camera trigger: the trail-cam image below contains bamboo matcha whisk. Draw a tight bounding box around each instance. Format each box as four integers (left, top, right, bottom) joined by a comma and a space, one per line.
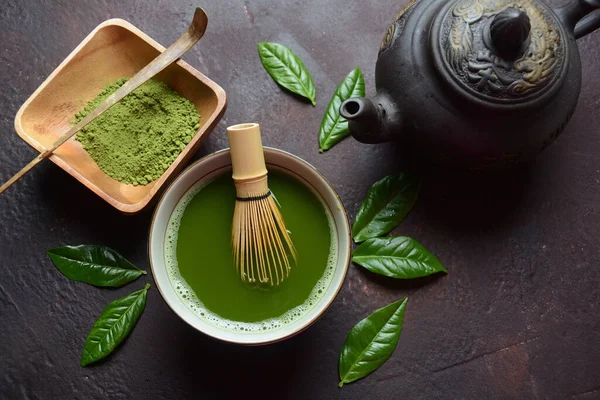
226, 123, 296, 286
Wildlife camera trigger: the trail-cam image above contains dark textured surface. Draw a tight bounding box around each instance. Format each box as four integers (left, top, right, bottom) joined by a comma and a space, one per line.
1, 1, 599, 399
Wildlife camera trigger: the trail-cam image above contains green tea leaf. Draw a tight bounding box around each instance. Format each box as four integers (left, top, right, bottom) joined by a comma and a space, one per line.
81, 284, 150, 367
353, 237, 446, 278
339, 298, 408, 386
319, 68, 365, 152
47, 245, 146, 287
352, 173, 420, 243
258, 42, 316, 106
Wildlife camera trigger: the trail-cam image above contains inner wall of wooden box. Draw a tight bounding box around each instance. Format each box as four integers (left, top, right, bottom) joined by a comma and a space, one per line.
19, 24, 218, 205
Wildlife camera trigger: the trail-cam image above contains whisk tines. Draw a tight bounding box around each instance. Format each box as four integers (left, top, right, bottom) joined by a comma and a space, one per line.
232, 189, 296, 286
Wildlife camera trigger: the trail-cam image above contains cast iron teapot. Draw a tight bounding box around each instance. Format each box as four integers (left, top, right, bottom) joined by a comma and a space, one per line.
340, 0, 600, 169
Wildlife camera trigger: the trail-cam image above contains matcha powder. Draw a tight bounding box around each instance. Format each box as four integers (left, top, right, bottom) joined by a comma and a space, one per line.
74, 78, 200, 186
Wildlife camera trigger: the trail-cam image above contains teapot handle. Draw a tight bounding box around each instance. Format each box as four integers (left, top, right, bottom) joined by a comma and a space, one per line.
555, 0, 600, 39
574, 10, 600, 38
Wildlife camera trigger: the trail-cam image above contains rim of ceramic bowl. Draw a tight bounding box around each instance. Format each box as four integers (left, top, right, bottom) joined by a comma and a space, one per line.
148, 147, 351, 345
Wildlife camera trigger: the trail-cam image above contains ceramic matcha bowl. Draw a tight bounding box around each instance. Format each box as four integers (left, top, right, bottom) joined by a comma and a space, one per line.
149, 148, 351, 345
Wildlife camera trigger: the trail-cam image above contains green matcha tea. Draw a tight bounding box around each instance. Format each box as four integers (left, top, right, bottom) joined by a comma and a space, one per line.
165, 169, 336, 332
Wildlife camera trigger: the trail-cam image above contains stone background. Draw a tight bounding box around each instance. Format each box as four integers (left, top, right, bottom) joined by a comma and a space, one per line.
1, 1, 599, 398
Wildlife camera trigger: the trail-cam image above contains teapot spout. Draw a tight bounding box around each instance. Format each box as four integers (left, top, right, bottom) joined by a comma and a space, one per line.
340, 94, 401, 144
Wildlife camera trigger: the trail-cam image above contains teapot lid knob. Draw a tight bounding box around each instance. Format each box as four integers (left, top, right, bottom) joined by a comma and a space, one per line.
490, 7, 531, 60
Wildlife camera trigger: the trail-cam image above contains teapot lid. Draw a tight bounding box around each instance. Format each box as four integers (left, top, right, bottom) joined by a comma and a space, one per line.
431, 0, 568, 107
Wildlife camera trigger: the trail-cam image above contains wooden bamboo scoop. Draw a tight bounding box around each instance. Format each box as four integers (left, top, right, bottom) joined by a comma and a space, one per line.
0, 7, 208, 195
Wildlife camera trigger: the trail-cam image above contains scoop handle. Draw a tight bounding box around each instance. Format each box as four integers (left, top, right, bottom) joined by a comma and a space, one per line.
0, 153, 45, 194
227, 123, 268, 182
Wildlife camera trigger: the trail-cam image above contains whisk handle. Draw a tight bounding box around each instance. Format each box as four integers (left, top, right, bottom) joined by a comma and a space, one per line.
226, 123, 268, 181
